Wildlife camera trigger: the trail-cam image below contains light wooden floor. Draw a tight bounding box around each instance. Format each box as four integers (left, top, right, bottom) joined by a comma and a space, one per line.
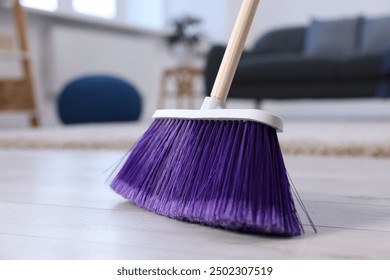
0, 149, 389, 259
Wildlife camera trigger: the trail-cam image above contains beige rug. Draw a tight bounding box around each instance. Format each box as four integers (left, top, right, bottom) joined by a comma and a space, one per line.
279, 120, 390, 157
0, 120, 389, 157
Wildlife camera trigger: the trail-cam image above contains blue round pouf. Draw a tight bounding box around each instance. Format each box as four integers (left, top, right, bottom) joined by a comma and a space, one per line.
58, 75, 142, 124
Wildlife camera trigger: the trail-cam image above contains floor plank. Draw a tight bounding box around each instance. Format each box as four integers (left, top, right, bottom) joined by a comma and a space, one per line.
0, 149, 389, 259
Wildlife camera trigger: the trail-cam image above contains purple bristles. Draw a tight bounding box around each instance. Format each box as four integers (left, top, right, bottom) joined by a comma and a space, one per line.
111, 118, 305, 236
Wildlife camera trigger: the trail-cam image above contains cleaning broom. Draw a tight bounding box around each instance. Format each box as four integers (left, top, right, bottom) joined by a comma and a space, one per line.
111, 0, 315, 236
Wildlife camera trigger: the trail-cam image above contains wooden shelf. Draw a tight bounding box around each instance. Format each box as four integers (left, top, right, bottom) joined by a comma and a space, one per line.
0, 50, 29, 60
0, 0, 39, 127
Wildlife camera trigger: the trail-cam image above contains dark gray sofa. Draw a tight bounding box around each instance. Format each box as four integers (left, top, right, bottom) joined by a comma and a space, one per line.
204, 16, 390, 102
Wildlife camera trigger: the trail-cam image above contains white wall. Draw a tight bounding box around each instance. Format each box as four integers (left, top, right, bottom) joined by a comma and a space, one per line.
49, 25, 170, 122
125, 0, 165, 30
0, 8, 172, 127
1, 0, 230, 128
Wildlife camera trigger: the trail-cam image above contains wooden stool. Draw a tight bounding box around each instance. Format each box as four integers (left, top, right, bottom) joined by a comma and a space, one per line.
158, 66, 202, 109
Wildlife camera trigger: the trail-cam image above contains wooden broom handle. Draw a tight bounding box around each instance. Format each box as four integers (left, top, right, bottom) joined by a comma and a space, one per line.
210, 0, 260, 101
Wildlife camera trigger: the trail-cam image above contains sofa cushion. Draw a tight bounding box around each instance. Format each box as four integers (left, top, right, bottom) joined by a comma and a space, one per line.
253, 27, 306, 53
337, 53, 382, 80
361, 16, 390, 52
235, 54, 337, 83
304, 17, 360, 58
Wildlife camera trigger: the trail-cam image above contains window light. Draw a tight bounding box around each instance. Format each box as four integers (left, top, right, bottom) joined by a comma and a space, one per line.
72, 0, 116, 19
20, 0, 58, 12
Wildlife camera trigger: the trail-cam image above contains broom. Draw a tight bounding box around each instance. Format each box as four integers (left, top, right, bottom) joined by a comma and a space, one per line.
111, 0, 315, 236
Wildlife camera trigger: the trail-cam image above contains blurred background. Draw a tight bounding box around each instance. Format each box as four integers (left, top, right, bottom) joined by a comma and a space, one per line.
1, 0, 390, 128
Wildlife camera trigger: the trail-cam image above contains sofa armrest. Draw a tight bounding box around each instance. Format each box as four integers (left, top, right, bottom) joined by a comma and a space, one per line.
204, 45, 256, 95
378, 49, 390, 97
383, 48, 390, 77
204, 45, 225, 95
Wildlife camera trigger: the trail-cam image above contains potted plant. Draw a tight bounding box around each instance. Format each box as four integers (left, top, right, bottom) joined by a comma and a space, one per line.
166, 15, 203, 66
